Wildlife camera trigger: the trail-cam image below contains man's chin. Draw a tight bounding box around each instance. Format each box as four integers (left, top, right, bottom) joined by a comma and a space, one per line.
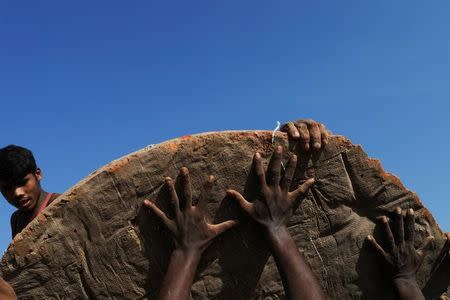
17, 199, 35, 211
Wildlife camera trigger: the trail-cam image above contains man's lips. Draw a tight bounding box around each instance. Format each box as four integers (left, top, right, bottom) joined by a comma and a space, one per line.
18, 197, 31, 208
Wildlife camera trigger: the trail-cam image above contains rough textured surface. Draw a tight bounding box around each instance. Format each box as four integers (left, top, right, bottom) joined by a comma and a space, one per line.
1, 131, 448, 299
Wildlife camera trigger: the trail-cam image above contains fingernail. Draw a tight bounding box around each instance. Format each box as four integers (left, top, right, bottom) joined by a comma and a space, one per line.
381, 216, 388, 223
255, 152, 261, 159
314, 142, 321, 149
367, 235, 372, 241
395, 207, 402, 214
408, 208, 414, 215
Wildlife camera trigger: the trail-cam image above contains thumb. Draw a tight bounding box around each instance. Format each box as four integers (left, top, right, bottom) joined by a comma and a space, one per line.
290, 178, 315, 200
227, 189, 252, 214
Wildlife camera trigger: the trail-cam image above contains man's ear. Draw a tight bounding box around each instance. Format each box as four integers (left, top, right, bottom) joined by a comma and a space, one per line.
34, 168, 42, 181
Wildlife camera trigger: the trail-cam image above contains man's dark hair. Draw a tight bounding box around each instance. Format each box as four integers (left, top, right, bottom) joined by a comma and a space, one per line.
0, 145, 37, 184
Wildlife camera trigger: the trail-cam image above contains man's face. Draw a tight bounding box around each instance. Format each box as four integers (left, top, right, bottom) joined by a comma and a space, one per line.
0, 169, 42, 212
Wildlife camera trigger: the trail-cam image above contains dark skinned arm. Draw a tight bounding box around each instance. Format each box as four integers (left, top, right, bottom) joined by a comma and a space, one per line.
423, 232, 450, 299
441, 232, 450, 270
367, 208, 434, 300
228, 146, 326, 300
265, 225, 326, 300
0, 277, 16, 300
143, 167, 237, 300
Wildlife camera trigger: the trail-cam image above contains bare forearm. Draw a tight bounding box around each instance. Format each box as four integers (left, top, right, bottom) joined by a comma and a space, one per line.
158, 249, 201, 300
0, 279, 16, 300
393, 278, 424, 300
267, 226, 326, 300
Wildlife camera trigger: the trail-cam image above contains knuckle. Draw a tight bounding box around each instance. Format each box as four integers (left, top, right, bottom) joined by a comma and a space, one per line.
298, 123, 308, 130
280, 122, 289, 130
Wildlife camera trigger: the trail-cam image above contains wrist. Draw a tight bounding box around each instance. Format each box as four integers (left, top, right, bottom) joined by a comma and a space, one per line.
265, 222, 288, 234
393, 270, 418, 284
172, 247, 202, 262
393, 276, 421, 295
168, 248, 202, 277
265, 225, 292, 244
393, 275, 419, 287
393, 277, 424, 300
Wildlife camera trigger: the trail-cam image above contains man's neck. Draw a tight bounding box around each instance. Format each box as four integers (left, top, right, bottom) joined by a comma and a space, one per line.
32, 190, 48, 216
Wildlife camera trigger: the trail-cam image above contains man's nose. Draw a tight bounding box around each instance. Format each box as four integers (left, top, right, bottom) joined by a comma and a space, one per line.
13, 187, 25, 198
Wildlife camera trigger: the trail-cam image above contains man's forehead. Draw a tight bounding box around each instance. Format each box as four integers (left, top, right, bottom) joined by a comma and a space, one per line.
0, 173, 33, 187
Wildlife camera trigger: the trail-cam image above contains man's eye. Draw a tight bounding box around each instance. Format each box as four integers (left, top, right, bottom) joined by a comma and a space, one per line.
17, 178, 29, 186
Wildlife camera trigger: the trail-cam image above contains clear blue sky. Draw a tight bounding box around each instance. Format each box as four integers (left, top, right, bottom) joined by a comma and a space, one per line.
1, 1, 449, 252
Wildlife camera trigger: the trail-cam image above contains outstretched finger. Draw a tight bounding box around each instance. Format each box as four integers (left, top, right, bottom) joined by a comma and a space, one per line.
308, 122, 322, 151
296, 122, 310, 151
289, 178, 315, 201
417, 235, 435, 258
197, 175, 215, 212
378, 216, 395, 252
280, 154, 297, 192
281, 122, 300, 140
267, 146, 283, 186
319, 123, 329, 145
438, 233, 450, 264
445, 233, 450, 252
180, 167, 193, 207
166, 177, 180, 215
254, 153, 267, 188
227, 189, 252, 215
444, 233, 450, 248
143, 199, 174, 231
404, 208, 415, 243
394, 207, 405, 245
209, 220, 239, 236
367, 235, 388, 260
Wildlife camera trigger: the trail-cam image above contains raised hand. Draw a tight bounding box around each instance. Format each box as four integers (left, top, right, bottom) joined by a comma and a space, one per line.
281, 119, 330, 152
227, 146, 314, 234
144, 167, 237, 300
144, 167, 237, 254
367, 207, 434, 300
228, 146, 326, 300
